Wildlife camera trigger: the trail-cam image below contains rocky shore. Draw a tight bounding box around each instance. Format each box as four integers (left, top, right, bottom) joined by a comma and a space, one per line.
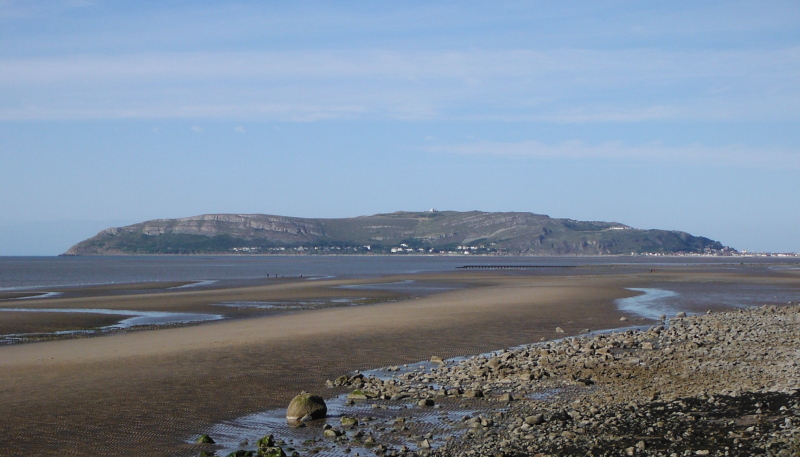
207, 303, 800, 457
416, 304, 800, 456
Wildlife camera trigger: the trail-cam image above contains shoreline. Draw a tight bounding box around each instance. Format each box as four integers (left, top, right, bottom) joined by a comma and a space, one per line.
3, 254, 798, 294
197, 303, 800, 456
0, 266, 797, 455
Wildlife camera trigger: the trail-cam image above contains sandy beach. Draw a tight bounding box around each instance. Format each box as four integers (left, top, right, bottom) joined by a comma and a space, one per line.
0, 264, 798, 456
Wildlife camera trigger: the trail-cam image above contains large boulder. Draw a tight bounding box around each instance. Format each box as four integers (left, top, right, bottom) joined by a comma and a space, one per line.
286, 392, 327, 421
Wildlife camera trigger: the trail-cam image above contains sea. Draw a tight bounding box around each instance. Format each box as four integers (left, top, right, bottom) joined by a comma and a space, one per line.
2, 255, 797, 291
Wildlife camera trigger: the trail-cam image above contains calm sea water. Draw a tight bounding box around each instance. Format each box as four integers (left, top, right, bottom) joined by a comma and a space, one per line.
0, 255, 797, 291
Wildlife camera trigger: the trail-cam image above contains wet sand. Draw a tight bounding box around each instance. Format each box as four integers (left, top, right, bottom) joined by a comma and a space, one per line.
0, 264, 798, 456
0, 311, 124, 335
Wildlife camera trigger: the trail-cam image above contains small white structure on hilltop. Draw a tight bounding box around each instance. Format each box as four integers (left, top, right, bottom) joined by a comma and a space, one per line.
429, 208, 437, 212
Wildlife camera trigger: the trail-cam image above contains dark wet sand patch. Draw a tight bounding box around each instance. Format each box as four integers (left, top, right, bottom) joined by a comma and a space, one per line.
0, 311, 124, 335
0, 291, 51, 300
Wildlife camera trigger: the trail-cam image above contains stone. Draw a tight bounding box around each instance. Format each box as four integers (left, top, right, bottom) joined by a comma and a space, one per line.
333, 374, 351, 386
346, 390, 369, 401
226, 451, 254, 457
257, 434, 275, 448
430, 355, 445, 365
286, 392, 327, 421
524, 414, 545, 425
260, 447, 286, 457
341, 416, 359, 426
555, 327, 565, 333
195, 434, 215, 444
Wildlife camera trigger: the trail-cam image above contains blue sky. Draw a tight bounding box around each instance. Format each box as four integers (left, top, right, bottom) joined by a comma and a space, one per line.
1, 0, 799, 255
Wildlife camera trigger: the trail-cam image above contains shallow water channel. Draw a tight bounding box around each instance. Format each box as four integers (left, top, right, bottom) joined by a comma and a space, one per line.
0, 308, 223, 344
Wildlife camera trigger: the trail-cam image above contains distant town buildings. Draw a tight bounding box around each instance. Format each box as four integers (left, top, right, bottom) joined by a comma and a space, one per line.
226, 243, 797, 257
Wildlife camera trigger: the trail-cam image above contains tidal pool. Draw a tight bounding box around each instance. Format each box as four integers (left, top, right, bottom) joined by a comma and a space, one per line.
616, 284, 799, 321
615, 288, 681, 320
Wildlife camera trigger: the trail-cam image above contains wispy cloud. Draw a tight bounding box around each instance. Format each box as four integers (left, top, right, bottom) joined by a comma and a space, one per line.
0, 0, 96, 20
427, 140, 800, 170
1, 47, 798, 122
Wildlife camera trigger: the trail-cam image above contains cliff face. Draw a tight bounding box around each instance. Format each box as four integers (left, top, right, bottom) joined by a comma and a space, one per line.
122, 214, 325, 239
63, 211, 729, 255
